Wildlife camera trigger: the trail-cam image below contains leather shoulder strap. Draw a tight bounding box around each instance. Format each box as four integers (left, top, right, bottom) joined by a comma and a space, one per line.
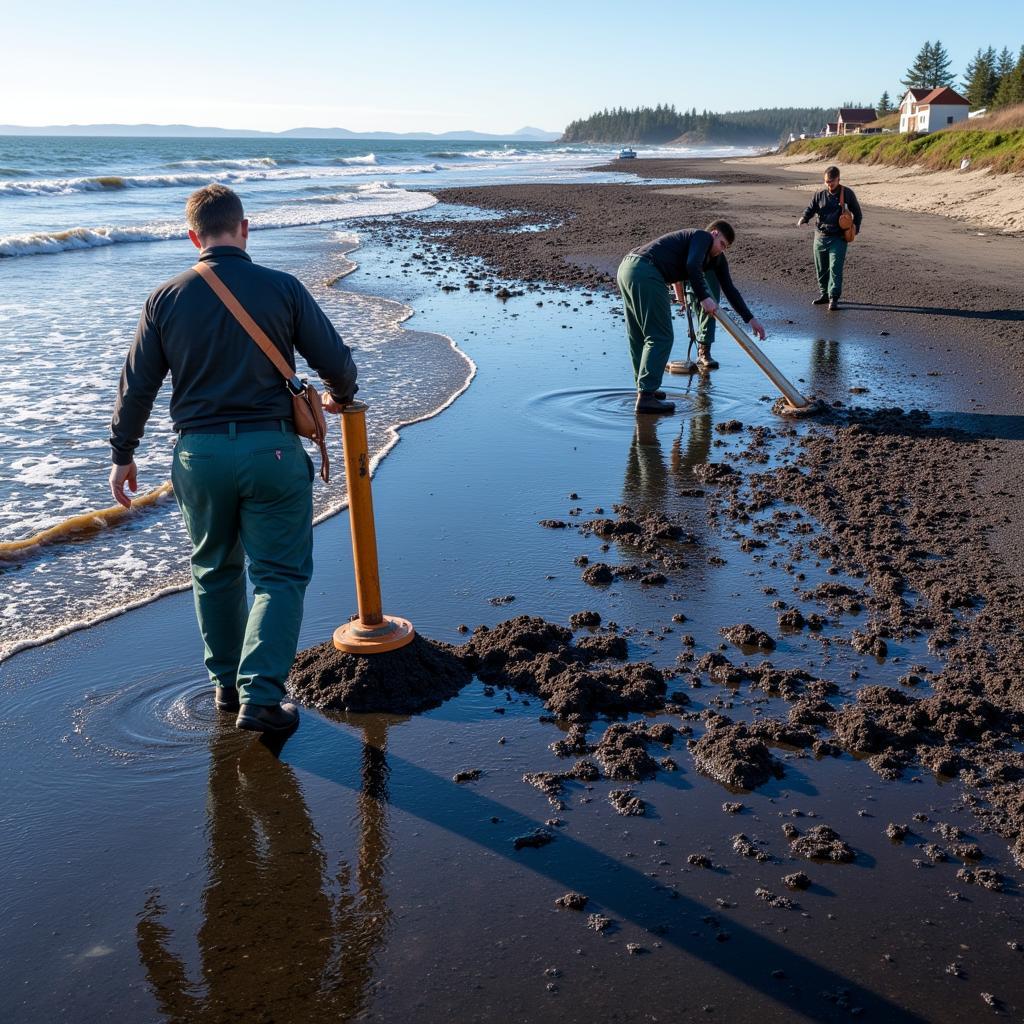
192, 261, 295, 383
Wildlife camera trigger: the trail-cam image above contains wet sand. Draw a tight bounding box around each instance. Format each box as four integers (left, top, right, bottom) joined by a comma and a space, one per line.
2, 174, 1024, 1022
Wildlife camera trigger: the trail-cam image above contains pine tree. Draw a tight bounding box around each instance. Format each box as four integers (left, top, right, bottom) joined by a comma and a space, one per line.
902, 41, 935, 89
902, 40, 956, 90
993, 45, 1024, 108
877, 91, 893, 114
996, 46, 1014, 79
963, 47, 997, 108
927, 40, 956, 88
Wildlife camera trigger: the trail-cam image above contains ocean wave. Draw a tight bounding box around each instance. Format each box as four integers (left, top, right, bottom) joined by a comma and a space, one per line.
0, 223, 188, 257
163, 156, 282, 169
284, 181, 401, 204
0, 166, 335, 198
0, 188, 437, 258
332, 153, 377, 165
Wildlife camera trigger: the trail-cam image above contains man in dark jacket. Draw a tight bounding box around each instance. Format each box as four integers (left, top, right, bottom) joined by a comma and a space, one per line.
797, 165, 863, 310
109, 184, 358, 735
617, 221, 767, 414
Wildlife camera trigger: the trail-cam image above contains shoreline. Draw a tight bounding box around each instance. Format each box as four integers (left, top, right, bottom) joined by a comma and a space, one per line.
0, 236, 476, 665
4, 161, 1024, 1020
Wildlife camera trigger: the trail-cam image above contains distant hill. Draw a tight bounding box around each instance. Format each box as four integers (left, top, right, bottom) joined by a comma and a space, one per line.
0, 123, 561, 141
562, 106, 832, 146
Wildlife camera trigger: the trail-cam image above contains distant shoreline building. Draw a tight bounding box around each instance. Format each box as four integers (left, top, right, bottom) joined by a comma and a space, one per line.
836, 107, 878, 135
898, 87, 969, 133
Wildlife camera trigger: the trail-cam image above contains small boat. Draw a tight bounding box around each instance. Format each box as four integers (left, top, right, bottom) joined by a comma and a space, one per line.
617, 147, 637, 160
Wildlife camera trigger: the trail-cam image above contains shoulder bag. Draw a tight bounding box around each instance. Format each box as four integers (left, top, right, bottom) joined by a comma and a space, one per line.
837, 187, 856, 243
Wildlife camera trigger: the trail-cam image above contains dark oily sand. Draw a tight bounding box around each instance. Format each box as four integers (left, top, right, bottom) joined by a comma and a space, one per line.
689, 713, 785, 790
458, 615, 666, 723
288, 634, 471, 713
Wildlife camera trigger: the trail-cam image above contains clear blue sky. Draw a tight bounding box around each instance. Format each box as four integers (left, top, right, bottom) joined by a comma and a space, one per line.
3, 0, 1022, 132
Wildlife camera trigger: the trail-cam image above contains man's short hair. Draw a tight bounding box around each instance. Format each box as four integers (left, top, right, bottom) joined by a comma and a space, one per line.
706, 220, 735, 244
185, 184, 245, 239
824, 165, 841, 180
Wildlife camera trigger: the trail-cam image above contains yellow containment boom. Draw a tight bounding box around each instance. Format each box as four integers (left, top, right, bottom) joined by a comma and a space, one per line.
0, 481, 174, 558
712, 311, 812, 412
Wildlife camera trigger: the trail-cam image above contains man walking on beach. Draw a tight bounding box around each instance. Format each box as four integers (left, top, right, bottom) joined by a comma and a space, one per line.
797, 165, 863, 310
108, 184, 357, 735
617, 221, 767, 414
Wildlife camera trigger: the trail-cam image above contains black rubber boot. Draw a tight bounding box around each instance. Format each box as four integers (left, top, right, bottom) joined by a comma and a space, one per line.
828, 298, 840, 311
697, 345, 720, 370
812, 294, 829, 305
635, 391, 675, 415
214, 686, 240, 712
236, 702, 300, 734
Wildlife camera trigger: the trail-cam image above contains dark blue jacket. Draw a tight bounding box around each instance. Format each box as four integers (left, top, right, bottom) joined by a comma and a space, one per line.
111, 246, 357, 465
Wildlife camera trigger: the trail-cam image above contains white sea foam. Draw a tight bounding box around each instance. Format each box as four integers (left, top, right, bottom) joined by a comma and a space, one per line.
0, 188, 437, 257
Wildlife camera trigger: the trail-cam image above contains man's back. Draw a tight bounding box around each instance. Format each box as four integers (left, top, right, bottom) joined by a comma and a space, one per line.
111, 245, 357, 464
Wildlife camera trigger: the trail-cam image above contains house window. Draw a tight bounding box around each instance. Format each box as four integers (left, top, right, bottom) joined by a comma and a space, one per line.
947, 115, 954, 124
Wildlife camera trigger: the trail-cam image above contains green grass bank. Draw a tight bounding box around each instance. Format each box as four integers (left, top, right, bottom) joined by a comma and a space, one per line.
786, 105, 1024, 174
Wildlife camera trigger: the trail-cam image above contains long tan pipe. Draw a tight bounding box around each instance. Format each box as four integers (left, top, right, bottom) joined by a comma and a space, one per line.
712, 311, 811, 410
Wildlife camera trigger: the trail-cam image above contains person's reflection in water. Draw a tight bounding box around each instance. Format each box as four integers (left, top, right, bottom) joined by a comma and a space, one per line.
623, 376, 715, 513
137, 719, 394, 1023
670, 378, 713, 483
808, 337, 842, 397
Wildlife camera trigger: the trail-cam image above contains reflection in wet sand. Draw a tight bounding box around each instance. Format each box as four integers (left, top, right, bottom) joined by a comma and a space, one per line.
137, 721, 393, 1023
623, 378, 713, 510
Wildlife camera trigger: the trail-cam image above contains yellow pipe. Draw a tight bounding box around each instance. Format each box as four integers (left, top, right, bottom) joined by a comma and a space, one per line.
333, 401, 414, 654
0, 481, 173, 558
712, 311, 812, 410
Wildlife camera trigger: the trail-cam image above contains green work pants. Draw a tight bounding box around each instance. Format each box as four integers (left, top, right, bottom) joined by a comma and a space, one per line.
685, 268, 721, 349
171, 425, 314, 706
813, 233, 848, 300
618, 254, 674, 394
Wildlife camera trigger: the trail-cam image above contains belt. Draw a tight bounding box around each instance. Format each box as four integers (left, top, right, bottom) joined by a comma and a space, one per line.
627, 252, 655, 265
179, 418, 294, 436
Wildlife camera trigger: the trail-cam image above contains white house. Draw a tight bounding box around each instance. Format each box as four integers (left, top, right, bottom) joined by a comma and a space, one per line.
899, 86, 970, 133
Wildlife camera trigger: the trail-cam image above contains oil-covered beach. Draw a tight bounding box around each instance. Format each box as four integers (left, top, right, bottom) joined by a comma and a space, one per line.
3, 135, 1024, 1024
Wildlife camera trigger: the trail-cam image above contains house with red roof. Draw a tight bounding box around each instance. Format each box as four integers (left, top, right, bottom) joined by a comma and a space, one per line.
899, 86, 969, 133
836, 108, 878, 135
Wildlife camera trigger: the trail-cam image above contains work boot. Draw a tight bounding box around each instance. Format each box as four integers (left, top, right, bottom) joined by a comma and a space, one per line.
811, 294, 829, 305
697, 345, 719, 370
635, 391, 675, 415
236, 702, 300, 735
214, 686, 240, 712
828, 299, 840, 311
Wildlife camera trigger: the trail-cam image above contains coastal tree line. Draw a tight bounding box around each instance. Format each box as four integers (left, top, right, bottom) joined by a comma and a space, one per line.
560, 105, 831, 145
878, 39, 1024, 111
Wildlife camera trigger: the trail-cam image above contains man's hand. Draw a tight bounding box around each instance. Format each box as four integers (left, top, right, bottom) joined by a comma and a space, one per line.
796, 218, 807, 226
748, 318, 767, 341
322, 395, 348, 415
110, 462, 138, 509
701, 298, 718, 315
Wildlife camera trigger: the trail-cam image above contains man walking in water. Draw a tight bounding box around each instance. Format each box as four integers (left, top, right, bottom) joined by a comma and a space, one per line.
617, 221, 767, 414
109, 184, 357, 734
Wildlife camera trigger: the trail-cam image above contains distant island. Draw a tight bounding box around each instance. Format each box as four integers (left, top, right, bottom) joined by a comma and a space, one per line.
0, 123, 561, 142
561, 105, 831, 147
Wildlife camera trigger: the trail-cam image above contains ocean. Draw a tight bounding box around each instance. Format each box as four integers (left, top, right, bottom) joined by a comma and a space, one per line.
0, 135, 740, 660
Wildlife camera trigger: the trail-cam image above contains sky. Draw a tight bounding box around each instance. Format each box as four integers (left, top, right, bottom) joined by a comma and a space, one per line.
3, 0, 1023, 133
